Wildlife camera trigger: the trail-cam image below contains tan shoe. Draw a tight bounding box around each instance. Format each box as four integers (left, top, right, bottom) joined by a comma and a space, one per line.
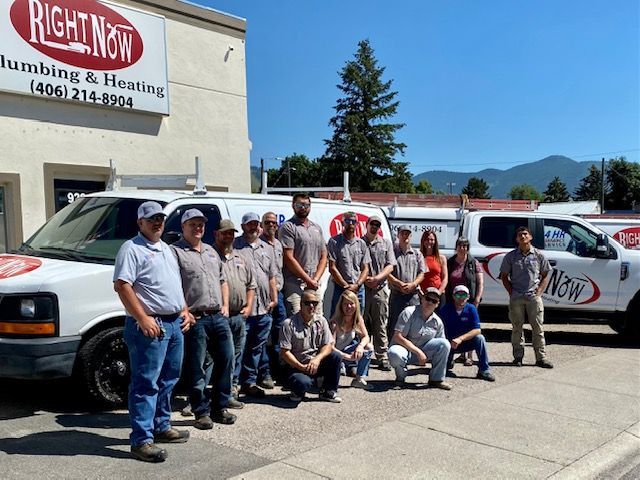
428, 380, 452, 390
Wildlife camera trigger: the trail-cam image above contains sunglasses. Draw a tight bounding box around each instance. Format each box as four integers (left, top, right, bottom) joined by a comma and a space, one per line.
294, 203, 310, 209
145, 215, 166, 223
302, 300, 319, 307
369, 222, 381, 228
453, 292, 469, 299
263, 220, 278, 225
423, 297, 439, 305
343, 218, 358, 225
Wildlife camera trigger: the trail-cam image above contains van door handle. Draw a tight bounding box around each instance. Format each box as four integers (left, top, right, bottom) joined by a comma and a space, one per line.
549, 260, 557, 266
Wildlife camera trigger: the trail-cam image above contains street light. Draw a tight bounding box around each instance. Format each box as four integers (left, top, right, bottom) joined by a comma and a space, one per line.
260, 156, 284, 193
446, 181, 456, 194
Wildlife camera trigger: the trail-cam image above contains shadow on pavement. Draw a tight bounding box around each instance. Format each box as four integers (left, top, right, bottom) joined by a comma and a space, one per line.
481, 326, 638, 349
56, 412, 130, 429
0, 429, 129, 459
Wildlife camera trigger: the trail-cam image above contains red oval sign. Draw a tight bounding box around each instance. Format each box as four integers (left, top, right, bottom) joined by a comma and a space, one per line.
0, 255, 42, 279
613, 227, 640, 249
10, 0, 144, 70
329, 213, 383, 238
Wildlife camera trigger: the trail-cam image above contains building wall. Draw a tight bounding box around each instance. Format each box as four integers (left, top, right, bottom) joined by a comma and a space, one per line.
0, 0, 250, 245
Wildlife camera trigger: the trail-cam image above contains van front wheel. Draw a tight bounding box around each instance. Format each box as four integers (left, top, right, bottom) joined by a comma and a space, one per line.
78, 327, 129, 408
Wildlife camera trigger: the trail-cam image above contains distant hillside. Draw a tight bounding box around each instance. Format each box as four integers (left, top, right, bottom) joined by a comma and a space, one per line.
413, 155, 597, 199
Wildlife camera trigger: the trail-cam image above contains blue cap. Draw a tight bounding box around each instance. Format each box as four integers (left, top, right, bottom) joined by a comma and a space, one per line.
137, 201, 165, 220
181, 208, 207, 224
241, 212, 260, 224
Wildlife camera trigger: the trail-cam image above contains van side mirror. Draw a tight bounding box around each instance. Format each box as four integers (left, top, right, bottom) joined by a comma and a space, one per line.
595, 233, 610, 259
163, 231, 182, 244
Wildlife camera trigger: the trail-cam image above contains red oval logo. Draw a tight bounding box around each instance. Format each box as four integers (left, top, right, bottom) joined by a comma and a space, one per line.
0, 255, 42, 279
328, 213, 383, 238
613, 227, 640, 249
10, 0, 144, 70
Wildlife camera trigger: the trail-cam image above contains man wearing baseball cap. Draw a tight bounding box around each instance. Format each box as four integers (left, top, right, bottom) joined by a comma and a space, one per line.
171, 209, 239, 429
439, 285, 495, 382
388, 286, 452, 390
113, 201, 193, 462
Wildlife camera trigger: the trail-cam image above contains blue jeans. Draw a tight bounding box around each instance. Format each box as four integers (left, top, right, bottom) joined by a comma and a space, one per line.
448, 334, 491, 373
341, 340, 372, 377
259, 292, 286, 381
240, 313, 273, 386
123, 315, 184, 447
330, 283, 365, 318
285, 350, 342, 397
185, 313, 234, 416
229, 314, 247, 387
388, 338, 450, 382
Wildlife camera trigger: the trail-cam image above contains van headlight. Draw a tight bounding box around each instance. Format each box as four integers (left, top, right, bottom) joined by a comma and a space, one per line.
0, 294, 58, 336
20, 299, 36, 318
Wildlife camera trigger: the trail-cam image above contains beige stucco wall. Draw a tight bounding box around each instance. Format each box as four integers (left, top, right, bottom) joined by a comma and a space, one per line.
0, 1, 250, 243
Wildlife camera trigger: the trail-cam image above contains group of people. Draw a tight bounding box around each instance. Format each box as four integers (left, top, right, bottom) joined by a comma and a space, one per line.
113, 193, 554, 463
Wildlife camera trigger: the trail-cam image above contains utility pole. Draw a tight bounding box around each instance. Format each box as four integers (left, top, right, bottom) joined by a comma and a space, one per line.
600, 157, 605, 213
287, 158, 292, 193
260, 158, 264, 193
446, 181, 456, 195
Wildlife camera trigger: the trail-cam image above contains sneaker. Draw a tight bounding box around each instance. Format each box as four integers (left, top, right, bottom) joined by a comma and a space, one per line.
290, 392, 305, 402
477, 370, 496, 382
379, 359, 392, 371
512, 358, 523, 367
155, 428, 190, 443
228, 398, 245, 409
212, 409, 237, 425
258, 377, 275, 390
194, 415, 214, 430
240, 383, 266, 398
536, 359, 554, 369
428, 380, 452, 390
180, 404, 193, 417
319, 390, 342, 403
350, 378, 372, 390
346, 366, 358, 378
131, 443, 167, 463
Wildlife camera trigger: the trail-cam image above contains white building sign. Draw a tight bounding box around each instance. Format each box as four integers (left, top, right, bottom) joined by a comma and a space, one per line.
0, 0, 169, 114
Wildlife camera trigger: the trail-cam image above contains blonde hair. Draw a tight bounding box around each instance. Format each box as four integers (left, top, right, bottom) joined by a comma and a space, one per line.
331, 290, 363, 331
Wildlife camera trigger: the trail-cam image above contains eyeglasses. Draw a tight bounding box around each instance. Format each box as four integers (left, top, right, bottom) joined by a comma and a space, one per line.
453, 293, 469, 299
263, 220, 278, 225
294, 203, 310, 209
343, 218, 358, 225
145, 215, 165, 223
302, 300, 319, 307
423, 297, 439, 305
369, 222, 381, 228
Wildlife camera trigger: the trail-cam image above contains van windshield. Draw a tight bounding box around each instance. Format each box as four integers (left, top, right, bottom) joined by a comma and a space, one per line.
19, 197, 156, 264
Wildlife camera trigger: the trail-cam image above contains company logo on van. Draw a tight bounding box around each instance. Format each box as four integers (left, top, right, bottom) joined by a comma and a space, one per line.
329, 213, 383, 238
10, 0, 144, 70
613, 227, 640, 249
0, 255, 42, 279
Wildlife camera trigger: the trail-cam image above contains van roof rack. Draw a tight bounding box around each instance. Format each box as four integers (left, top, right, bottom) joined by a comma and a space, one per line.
107, 157, 207, 195
261, 171, 352, 202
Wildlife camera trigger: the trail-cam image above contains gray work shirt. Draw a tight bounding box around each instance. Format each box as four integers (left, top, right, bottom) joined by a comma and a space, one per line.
260, 233, 284, 291
280, 312, 334, 364
171, 239, 226, 312
113, 233, 184, 315
391, 245, 426, 292
215, 246, 257, 314
392, 306, 445, 349
327, 234, 371, 284
363, 235, 397, 289
279, 216, 326, 283
233, 235, 277, 316
500, 246, 552, 298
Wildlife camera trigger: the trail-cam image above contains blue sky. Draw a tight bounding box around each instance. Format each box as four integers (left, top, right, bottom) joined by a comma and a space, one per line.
195, 0, 639, 175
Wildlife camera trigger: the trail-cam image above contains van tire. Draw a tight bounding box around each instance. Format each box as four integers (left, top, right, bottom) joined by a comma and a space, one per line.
78, 326, 129, 408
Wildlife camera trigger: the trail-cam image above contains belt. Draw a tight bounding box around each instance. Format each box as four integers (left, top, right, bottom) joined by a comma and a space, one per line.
191, 309, 220, 319
152, 312, 182, 321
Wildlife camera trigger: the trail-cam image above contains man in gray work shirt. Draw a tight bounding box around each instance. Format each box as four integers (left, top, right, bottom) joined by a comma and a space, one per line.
279, 192, 327, 316
171, 209, 238, 430
327, 211, 371, 317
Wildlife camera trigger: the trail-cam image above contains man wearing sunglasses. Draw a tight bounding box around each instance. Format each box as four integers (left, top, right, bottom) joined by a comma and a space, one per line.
279, 290, 343, 403
388, 287, 452, 390
114, 201, 192, 462
439, 285, 495, 382
279, 193, 327, 316
327, 211, 371, 317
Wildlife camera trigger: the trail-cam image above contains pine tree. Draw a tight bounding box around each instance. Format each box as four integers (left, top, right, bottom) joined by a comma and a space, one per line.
574, 164, 603, 201
461, 177, 491, 199
508, 184, 542, 201
320, 40, 411, 192
414, 180, 434, 194
543, 176, 570, 202
606, 157, 640, 210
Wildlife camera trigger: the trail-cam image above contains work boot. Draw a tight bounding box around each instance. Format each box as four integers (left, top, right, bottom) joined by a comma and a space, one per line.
536, 359, 554, 369
240, 383, 266, 398
194, 415, 214, 430
130, 443, 167, 463
379, 359, 392, 371
228, 398, 245, 409
427, 380, 452, 390
258, 377, 275, 389
212, 409, 237, 425
154, 428, 189, 443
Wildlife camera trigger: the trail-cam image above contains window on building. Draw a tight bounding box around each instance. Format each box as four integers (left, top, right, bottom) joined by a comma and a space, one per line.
53, 179, 107, 213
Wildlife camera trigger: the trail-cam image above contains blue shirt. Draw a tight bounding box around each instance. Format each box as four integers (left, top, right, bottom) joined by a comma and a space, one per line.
113, 233, 185, 315
440, 303, 481, 340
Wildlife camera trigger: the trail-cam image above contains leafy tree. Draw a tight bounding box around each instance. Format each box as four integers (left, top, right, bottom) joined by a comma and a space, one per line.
461, 177, 491, 199
413, 179, 434, 194
605, 156, 640, 210
266, 154, 323, 190
508, 184, 543, 201
319, 39, 411, 192
543, 176, 570, 202
574, 164, 604, 201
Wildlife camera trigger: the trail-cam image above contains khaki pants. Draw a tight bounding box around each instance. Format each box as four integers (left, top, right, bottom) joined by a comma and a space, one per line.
364, 287, 390, 361
508, 296, 546, 361
283, 279, 324, 318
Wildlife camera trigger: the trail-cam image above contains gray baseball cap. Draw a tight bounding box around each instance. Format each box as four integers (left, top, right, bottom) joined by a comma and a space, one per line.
241, 212, 260, 224
181, 208, 207, 224
137, 201, 165, 220
397, 224, 412, 233
367, 215, 382, 225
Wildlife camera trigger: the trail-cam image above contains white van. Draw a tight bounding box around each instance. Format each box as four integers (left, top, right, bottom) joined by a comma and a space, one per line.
385, 206, 640, 338
582, 217, 640, 250
0, 190, 392, 406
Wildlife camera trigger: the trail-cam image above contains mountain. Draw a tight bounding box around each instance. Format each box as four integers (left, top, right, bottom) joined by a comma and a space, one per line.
412, 155, 597, 199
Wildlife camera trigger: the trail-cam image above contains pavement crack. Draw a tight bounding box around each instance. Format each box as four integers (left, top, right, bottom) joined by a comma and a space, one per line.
280, 461, 333, 479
